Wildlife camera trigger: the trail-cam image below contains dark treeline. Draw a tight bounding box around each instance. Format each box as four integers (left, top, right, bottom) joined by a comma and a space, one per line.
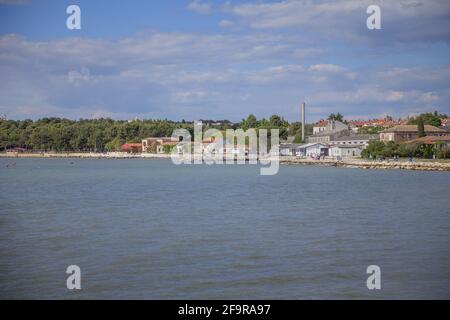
0, 115, 310, 151
0, 118, 193, 152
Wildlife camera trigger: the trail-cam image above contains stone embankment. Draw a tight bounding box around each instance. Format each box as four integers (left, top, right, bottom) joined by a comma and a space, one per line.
280, 156, 450, 171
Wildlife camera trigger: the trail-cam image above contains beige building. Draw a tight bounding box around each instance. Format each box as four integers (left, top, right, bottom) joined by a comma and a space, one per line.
329, 144, 364, 158
142, 137, 176, 153
404, 135, 450, 147
379, 125, 448, 142
331, 134, 379, 147
307, 120, 350, 144
312, 120, 328, 135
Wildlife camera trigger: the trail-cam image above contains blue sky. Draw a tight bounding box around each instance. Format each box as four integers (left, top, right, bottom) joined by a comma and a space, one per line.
1, 0, 450, 122
0, 0, 227, 39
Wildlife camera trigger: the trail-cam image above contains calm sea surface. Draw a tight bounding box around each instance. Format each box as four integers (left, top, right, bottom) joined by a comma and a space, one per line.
0, 158, 449, 299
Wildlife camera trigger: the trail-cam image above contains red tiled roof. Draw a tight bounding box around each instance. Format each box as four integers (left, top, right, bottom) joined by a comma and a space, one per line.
381, 125, 447, 133
404, 135, 450, 145
315, 120, 328, 127
121, 143, 142, 151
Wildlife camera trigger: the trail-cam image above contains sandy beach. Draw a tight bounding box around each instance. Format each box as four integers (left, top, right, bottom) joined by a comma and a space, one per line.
0, 151, 171, 159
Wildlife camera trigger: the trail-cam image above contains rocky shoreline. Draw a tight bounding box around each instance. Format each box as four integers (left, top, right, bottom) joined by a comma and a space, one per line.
1, 152, 450, 171
280, 156, 450, 171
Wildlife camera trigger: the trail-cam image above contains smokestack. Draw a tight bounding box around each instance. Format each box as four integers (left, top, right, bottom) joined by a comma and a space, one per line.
301, 102, 305, 143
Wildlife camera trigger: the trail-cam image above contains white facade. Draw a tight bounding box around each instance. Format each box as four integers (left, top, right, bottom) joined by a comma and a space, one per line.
279, 144, 300, 156
329, 145, 364, 158
296, 143, 328, 157
331, 134, 378, 147
313, 126, 327, 135
332, 138, 371, 147
280, 147, 294, 156
379, 132, 395, 142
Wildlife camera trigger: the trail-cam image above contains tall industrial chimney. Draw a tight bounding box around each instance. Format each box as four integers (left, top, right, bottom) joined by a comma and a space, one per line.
301, 102, 305, 143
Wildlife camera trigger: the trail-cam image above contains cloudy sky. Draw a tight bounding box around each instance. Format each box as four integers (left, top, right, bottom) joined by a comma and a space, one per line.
0, 0, 450, 122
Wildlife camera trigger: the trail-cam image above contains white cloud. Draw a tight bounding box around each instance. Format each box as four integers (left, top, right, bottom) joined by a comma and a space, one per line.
218, 19, 234, 28
172, 90, 209, 103
386, 91, 404, 102
0, 32, 449, 121
222, 0, 450, 44
67, 67, 92, 85
187, 0, 212, 14
420, 91, 439, 103
308, 64, 344, 73
0, 0, 30, 5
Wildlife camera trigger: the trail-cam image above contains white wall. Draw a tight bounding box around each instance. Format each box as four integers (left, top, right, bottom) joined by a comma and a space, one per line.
330, 146, 362, 157
305, 145, 323, 157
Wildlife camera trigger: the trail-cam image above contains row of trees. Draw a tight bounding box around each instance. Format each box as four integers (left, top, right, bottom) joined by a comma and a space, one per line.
0, 118, 194, 152
362, 140, 450, 159
239, 114, 312, 143
407, 111, 448, 127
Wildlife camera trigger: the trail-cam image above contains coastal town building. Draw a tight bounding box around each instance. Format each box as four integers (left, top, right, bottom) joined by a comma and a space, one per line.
296, 143, 329, 157
347, 117, 404, 130
312, 120, 328, 135
287, 134, 377, 159
331, 134, 379, 147
279, 143, 301, 156
121, 143, 142, 153
379, 125, 448, 142
142, 137, 174, 153
307, 120, 350, 144
290, 121, 381, 158
403, 135, 450, 147
329, 144, 364, 158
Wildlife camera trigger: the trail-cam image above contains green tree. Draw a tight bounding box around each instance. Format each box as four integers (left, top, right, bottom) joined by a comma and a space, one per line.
361, 140, 387, 159
328, 113, 344, 122
293, 130, 303, 143
417, 117, 425, 137
105, 137, 123, 151
163, 144, 175, 154
408, 112, 442, 127
241, 114, 257, 131
358, 126, 384, 134
268, 115, 288, 128
269, 115, 282, 127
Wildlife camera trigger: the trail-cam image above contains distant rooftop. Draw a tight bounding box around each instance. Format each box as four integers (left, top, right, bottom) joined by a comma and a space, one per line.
381, 125, 447, 133
279, 143, 302, 148
404, 135, 450, 144
333, 134, 378, 141
314, 120, 328, 127
332, 144, 365, 148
